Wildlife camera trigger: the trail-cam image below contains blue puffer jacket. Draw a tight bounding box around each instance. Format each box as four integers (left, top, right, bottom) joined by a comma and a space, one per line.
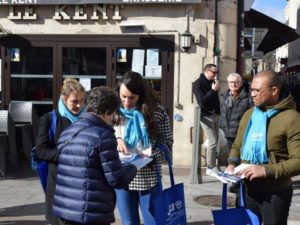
53, 112, 137, 224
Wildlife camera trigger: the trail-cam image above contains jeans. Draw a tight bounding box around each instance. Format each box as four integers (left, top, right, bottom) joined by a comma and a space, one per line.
116, 185, 158, 225
200, 114, 219, 167
243, 185, 293, 225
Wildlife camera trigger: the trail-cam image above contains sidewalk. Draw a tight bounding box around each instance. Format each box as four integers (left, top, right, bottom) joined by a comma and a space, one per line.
0, 164, 300, 225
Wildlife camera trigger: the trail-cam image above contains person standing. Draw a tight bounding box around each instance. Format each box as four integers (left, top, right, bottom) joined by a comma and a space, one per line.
192, 63, 220, 168
53, 86, 137, 225
34, 78, 86, 225
225, 70, 300, 225
219, 73, 253, 156
114, 71, 173, 225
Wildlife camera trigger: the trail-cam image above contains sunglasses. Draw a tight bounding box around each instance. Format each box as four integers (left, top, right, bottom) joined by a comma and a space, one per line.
208, 70, 218, 74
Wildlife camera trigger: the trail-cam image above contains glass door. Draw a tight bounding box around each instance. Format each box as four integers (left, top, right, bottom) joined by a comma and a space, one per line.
58, 42, 110, 94
9, 44, 54, 116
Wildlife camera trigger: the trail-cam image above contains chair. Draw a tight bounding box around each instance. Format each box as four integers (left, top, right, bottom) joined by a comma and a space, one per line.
8, 101, 39, 164
0, 110, 19, 176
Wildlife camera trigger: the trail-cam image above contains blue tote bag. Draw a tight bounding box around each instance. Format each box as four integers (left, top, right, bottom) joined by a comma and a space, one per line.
212, 182, 260, 225
150, 145, 187, 225
31, 110, 57, 193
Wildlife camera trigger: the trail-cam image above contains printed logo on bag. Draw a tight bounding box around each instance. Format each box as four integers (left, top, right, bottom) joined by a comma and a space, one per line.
167, 200, 185, 222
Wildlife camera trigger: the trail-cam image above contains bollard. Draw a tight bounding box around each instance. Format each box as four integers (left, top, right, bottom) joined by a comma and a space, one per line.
189, 105, 202, 184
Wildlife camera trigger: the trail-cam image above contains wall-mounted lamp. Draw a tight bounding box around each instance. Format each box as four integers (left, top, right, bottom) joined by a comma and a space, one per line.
181, 30, 193, 52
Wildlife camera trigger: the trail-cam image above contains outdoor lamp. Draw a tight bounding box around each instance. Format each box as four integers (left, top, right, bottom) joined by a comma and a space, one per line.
181, 30, 193, 52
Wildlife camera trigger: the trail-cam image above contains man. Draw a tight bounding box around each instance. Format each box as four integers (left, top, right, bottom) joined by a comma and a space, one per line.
53, 86, 137, 225
219, 73, 252, 161
225, 70, 300, 225
192, 63, 220, 168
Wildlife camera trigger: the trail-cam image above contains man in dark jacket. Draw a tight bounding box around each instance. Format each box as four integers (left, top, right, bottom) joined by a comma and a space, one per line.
225, 71, 300, 225
53, 86, 137, 225
220, 73, 253, 156
192, 63, 220, 168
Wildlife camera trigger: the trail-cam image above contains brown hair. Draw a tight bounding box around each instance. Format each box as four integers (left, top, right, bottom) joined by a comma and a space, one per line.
61, 78, 85, 97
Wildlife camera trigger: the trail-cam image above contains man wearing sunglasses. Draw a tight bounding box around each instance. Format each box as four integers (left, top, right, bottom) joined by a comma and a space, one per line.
225, 70, 300, 225
192, 63, 220, 169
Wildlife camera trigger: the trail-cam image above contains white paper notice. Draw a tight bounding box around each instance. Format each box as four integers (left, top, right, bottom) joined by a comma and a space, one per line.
132, 49, 145, 66
145, 65, 162, 78
79, 78, 91, 91
147, 48, 159, 66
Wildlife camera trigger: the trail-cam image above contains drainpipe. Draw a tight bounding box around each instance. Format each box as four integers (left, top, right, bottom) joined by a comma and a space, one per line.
237, 0, 244, 75
213, 0, 219, 79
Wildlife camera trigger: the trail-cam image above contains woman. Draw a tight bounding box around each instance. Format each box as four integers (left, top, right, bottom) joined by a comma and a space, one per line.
114, 71, 173, 225
34, 78, 86, 225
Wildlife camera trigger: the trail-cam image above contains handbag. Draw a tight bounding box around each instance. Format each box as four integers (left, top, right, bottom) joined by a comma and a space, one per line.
31, 110, 57, 193
150, 145, 187, 225
212, 182, 260, 225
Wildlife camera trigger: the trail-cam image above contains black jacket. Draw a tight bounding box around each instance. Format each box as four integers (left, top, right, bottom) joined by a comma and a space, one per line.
192, 73, 220, 116
220, 86, 253, 139
35, 110, 71, 225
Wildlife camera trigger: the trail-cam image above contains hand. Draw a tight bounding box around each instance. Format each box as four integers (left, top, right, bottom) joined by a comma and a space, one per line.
117, 138, 128, 154
239, 165, 266, 181
212, 80, 220, 91
224, 164, 235, 174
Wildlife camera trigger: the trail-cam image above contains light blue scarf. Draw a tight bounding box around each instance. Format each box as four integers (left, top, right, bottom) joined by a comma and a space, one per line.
241, 106, 279, 164
58, 97, 84, 123
120, 107, 150, 149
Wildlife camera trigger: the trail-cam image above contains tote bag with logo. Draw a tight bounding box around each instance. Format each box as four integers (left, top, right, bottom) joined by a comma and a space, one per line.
212, 182, 260, 225
150, 145, 187, 225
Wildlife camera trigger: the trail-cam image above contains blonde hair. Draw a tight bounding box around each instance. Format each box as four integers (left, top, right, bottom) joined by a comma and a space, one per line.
61, 78, 85, 97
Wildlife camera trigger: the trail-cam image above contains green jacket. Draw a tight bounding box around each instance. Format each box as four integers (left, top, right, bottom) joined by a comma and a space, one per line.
228, 94, 300, 192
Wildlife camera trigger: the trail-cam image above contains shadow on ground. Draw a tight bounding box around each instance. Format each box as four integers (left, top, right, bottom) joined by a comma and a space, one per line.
0, 203, 45, 217
0, 220, 47, 225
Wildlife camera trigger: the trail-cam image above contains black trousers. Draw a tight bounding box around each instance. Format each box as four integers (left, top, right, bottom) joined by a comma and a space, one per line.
242, 185, 293, 225
58, 218, 110, 225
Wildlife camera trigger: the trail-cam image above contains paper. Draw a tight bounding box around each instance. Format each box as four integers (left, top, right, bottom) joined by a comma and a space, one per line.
128, 157, 153, 170
146, 48, 159, 66
206, 168, 242, 183
120, 153, 153, 170
232, 163, 251, 175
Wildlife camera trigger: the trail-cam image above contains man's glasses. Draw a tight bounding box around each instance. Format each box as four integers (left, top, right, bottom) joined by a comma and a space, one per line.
208, 70, 218, 74
250, 86, 271, 96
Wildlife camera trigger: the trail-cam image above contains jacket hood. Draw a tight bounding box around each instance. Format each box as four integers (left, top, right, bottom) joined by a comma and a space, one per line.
269, 94, 296, 111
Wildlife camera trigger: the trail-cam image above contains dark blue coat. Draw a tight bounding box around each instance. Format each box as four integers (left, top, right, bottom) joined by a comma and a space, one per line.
53, 112, 137, 224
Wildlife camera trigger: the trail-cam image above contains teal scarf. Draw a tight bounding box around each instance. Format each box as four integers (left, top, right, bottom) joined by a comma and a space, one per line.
120, 107, 150, 149
58, 97, 84, 123
241, 107, 279, 164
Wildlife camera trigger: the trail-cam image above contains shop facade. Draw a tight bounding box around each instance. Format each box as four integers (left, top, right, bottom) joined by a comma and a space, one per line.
0, 0, 238, 167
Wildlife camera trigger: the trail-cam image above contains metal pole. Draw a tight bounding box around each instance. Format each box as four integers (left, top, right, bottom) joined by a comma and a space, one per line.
189, 105, 202, 184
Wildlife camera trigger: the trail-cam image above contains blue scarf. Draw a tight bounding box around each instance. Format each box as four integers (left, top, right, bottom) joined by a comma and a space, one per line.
120, 107, 150, 149
241, 107, 279, 164
58, 97, 84, 123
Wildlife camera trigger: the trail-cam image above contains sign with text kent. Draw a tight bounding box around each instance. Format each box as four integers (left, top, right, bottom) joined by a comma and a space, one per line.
0, 0, 202, 5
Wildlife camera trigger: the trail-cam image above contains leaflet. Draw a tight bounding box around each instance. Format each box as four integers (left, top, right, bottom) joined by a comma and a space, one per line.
206, 164, 251, 183
206, 168, 242, 184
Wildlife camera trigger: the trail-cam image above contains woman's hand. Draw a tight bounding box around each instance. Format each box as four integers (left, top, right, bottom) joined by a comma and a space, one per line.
117, 138, 128, 154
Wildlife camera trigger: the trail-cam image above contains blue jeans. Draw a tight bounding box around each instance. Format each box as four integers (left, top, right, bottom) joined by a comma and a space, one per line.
116, 185, 158, 225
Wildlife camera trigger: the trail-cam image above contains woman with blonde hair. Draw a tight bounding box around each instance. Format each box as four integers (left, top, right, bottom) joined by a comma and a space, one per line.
34, 78, 86, 225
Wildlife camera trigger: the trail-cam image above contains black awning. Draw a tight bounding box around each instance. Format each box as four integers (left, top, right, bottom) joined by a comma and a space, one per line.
244, 9, 299, 54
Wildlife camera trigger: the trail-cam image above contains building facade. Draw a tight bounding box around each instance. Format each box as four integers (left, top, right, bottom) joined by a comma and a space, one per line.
0, 0, 239, 167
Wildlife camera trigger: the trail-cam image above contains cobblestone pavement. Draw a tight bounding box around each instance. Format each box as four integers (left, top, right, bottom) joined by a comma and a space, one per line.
0, 164, 300, 225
